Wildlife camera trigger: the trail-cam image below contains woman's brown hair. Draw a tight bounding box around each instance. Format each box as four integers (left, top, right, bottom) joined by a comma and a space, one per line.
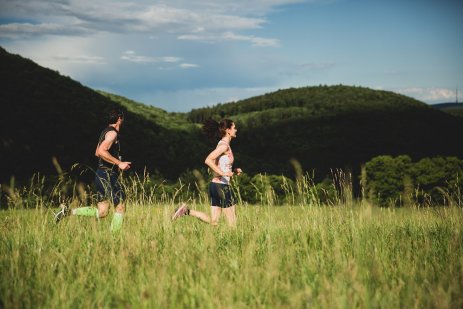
202, 118, 234, 139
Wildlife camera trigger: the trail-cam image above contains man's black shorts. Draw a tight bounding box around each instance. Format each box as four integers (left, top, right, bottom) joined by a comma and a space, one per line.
95, 168, 125, 205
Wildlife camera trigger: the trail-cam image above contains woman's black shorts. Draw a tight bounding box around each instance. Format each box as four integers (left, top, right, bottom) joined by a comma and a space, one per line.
209, 182, 235, 208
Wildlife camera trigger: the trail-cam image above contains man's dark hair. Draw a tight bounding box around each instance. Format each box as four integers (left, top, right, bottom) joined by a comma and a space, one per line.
107, 108, 124, 124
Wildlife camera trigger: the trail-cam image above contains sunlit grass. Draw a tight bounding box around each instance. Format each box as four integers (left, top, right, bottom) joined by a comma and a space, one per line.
1, 203, 462, 308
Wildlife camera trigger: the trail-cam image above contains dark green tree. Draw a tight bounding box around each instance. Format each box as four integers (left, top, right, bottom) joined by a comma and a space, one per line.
364, 155, 412, 206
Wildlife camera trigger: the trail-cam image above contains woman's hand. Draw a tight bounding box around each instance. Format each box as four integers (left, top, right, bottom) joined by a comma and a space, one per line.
233, 168, 242, 176
222, 171, 234, 177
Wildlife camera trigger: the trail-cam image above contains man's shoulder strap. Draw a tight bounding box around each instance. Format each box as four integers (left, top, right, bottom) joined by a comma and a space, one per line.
98, 126, 119, 144
105, 126, 119, 134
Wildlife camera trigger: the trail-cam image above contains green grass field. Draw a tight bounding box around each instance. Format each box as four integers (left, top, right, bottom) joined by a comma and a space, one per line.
1, 203, 462, 308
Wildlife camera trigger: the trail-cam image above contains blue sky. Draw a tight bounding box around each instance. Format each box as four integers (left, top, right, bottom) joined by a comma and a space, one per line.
1, 0, 462, 112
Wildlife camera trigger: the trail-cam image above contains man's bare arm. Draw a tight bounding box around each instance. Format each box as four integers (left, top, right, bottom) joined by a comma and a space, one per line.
96, 131, 131, 170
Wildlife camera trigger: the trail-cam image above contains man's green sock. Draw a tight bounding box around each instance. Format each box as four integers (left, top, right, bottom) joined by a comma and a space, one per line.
110, 213, 124, 233
72, 207, 98, 218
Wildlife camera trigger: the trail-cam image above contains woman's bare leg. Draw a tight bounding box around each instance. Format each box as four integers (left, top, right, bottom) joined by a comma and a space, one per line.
172, 204, 222, 225
222, 205, 236, 227
189, 209, 211, 223
210, 206, 222, 226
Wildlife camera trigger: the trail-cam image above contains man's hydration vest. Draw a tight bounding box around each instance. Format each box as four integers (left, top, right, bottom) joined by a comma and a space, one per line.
97, 126, 121, 170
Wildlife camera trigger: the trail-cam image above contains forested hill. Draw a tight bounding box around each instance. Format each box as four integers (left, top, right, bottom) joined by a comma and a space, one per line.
2, 45, 463, 184
432, 102, 463, 118
189, 86, 429, 124
0, 46, 208, 182
187, 86, 463, 178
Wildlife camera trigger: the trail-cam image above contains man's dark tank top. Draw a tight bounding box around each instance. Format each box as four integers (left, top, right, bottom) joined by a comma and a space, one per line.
97, 126, 121, 169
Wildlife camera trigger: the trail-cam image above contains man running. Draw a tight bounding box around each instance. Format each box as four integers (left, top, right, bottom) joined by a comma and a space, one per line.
54, 108, 131, 232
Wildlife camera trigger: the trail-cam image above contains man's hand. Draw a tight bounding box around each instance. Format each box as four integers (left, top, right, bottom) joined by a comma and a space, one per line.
118, 162, 131, 171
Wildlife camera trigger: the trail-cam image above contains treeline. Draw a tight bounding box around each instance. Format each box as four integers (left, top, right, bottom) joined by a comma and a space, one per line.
178, 155, 463, 207
185, 155, 463, 207
364, 155, 462, 206
4, 155, 461, 209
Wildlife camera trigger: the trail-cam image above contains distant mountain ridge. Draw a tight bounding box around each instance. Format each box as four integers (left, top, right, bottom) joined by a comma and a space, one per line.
1, 46, 463, 184
432, 102, 463, 108
431, 102, 463, 118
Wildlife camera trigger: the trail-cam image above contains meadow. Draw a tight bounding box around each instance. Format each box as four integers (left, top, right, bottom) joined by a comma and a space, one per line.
1, 200, 462, 308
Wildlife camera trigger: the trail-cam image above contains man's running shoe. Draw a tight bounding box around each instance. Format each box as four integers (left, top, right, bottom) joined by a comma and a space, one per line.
171, 203, 189, 221
54, 203, 70, 223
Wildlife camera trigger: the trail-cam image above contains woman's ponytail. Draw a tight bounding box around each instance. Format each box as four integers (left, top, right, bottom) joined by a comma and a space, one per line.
202, 118, 234, 139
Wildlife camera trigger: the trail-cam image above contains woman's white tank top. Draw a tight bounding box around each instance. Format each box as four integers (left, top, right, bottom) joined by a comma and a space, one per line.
212, 140, 234, 185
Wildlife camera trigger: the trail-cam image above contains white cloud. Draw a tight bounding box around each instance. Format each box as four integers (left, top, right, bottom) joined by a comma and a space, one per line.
394, 87, 457, 103
159, 0, 307, 15
138, 5, 266, 31
121, 50, 182, 63
52, 54, 106, 64
0, 22, 91, 39
0, 1, 286, 43
180, 63, 199, 69
178, 31, 279, 47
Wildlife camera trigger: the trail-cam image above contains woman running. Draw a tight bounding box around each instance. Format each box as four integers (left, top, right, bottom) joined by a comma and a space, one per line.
172, 118, 241, 226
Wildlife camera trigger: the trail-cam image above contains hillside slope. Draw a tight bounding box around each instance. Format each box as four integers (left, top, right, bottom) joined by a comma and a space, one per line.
188, 86, 463, 178
2, 45, 463, 184
0, 47, 207, 182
